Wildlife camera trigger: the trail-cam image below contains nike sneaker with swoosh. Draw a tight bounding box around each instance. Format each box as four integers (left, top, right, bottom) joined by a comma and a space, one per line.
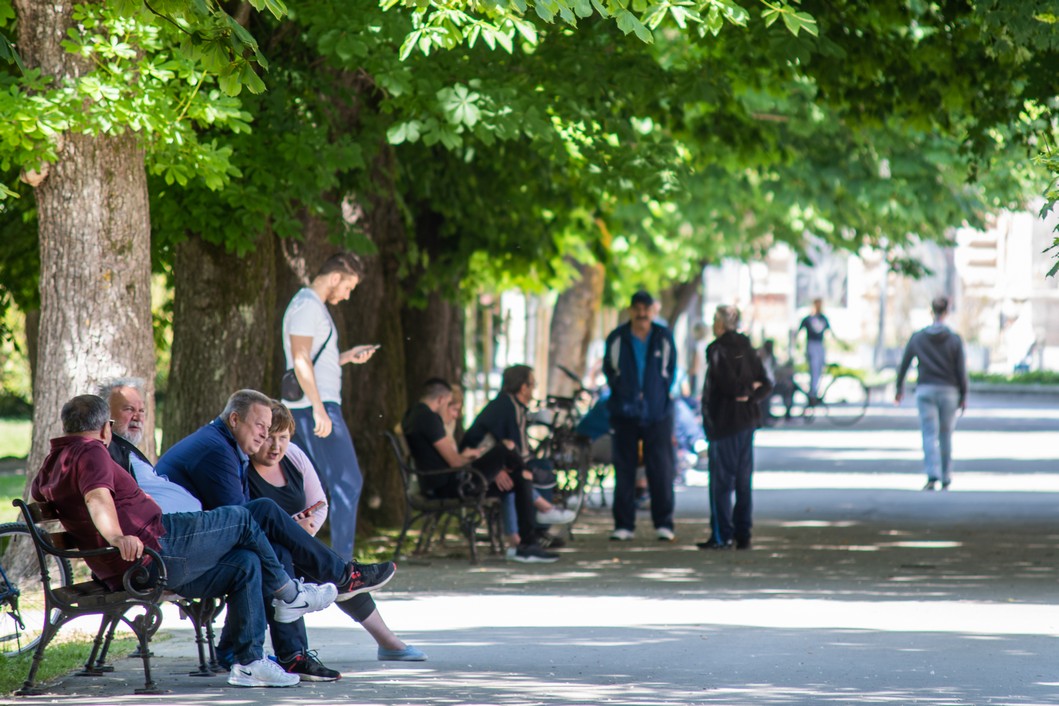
228, 657, 300, 687
272, 579, 338, 623
336, 561, 396, 600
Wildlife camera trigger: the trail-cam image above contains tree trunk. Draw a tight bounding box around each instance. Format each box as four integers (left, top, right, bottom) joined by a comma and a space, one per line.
659, 267, 705, 328
547, 259, 604, 396
401, 206, 465, 405
17, 1, 155, 487
24, 308, 39, 396
339, 152, 408, 529
164, 234, 275, 449
401, 291, 465, 408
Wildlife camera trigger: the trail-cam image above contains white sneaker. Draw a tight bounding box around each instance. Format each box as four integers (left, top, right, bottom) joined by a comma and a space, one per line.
536, 507, 577, 525
272, 579, 338, 624
656, 527, 675, 542
610, 528, 634, 541
228, 658, 300, 687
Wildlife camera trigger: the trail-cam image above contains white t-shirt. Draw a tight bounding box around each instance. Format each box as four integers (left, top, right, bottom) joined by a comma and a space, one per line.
282, 288, 341, 408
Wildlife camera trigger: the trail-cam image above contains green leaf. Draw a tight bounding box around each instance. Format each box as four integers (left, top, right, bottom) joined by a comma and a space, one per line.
615, 10, 653, 42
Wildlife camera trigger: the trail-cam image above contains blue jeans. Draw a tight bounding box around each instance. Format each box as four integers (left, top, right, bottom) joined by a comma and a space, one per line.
212, 498, 351, 660
159, 507, 291, 665
216, 499, 378, 661
707, 428, 755, 545
807, 340, 825, 399
915, 384, 960, 484
291, 403, 363, 561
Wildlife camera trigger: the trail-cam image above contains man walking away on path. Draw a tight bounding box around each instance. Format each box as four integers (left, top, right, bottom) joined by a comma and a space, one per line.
603, 290, 678, 543
698, 305, 773, 551
895, 295, 968, 491
282, 252, 379, 562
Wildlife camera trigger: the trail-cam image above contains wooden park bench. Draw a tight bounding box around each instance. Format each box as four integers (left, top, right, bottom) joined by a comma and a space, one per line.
11, 499, 223, 695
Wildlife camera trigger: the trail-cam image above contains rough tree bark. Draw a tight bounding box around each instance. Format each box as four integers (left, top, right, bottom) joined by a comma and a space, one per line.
659, 265, 705, 327
339, 151, 408, 528
547, 259, 604, 396
18, 0, 156, 485
402, 210, 465, 407
163, 234, 276, 450
401, 291, 465, 403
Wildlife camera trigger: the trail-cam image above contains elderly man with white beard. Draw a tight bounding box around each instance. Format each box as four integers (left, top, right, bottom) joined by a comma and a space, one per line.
100, 378, 204, 513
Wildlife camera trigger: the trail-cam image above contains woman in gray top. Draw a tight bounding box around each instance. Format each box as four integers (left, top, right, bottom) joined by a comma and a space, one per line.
895, 296, 968, 490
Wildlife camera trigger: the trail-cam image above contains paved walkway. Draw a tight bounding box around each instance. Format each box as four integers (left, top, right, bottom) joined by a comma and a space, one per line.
5, 403, 1058, 705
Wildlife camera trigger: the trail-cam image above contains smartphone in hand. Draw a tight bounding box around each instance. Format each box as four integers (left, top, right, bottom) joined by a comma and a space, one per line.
293, 499, 327, 520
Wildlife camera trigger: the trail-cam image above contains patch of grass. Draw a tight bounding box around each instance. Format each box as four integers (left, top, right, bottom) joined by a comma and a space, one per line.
0, 473, 26, 524
0, 419, 30, 459
0, 636, 139, 694
970, 370, 1059, 385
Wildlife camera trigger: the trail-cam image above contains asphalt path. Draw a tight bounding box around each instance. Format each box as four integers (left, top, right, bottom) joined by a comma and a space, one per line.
6, 398, 1058, 705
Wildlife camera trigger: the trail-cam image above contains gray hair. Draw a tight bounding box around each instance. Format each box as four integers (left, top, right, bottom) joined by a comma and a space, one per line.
221, 389, 272, 421
97, 377, 145, 400
61, 395, 111, 434
714, 305, 741, 332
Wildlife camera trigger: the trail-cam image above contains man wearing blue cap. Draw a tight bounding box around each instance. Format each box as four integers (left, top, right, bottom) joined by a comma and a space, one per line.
602, 290, 678, 542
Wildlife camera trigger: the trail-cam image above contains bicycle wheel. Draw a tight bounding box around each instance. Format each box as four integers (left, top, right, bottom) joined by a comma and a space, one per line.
769, 384, 815, 423
551, 433, 591, 522
525, 421, 553, 459
822, 374, 869, 426
0, 522, 73, 657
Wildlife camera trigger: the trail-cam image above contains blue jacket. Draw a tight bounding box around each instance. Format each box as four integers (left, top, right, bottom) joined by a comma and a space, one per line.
155, 417, 250, 510
603, 321, 676, 424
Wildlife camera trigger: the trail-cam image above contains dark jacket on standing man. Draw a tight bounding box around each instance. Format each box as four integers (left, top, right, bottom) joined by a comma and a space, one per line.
702, 331, 773, 440
603, 321, 676, 424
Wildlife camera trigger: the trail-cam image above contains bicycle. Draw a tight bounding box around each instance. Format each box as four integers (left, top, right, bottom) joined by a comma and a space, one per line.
0, 521, 74, 656
525, 365, 600, 522
769, 362, 869, 427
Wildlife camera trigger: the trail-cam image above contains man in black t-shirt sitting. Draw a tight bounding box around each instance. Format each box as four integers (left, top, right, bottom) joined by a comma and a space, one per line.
402, 378, 559, 563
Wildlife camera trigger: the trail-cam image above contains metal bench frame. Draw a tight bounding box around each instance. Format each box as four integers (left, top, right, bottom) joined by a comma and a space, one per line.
11, 499, 223, 695
384, 431, 502, 564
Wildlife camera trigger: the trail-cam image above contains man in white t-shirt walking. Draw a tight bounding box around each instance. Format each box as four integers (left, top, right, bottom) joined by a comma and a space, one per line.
282, 252, 378, 561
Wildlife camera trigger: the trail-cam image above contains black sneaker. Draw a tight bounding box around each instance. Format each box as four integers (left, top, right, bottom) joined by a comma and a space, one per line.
275, 650, 340, 682
735, 538, 751, 550
510, 543, 559, 563
337, 561, 396, 600
696, 540, 733, 550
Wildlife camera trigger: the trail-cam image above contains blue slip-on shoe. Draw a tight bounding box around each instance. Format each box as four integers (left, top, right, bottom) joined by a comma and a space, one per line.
378, 645, 428, 662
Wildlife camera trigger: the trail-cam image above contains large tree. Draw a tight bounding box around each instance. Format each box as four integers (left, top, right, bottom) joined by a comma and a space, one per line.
12, 0, 155, 474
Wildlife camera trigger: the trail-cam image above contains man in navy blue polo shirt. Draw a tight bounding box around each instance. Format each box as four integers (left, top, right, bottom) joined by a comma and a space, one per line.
157, 389, 396, 680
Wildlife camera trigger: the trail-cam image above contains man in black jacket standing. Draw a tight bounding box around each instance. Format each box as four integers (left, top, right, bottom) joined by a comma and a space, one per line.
603, 290, 678, 542
699, 305, 773, 550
